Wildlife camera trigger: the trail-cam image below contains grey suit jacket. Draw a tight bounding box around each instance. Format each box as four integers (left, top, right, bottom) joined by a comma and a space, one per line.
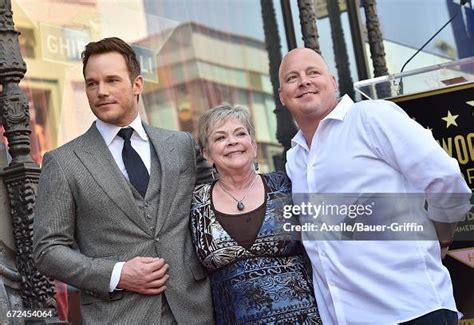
33, 123, 214, 324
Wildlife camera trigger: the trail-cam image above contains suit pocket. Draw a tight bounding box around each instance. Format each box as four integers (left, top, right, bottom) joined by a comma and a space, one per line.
81, 290, 123, 305
190, 261, 207, 281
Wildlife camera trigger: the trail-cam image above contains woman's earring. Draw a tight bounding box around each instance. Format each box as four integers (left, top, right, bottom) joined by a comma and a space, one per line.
211, 164, 218, 180
254, 161, 259, 172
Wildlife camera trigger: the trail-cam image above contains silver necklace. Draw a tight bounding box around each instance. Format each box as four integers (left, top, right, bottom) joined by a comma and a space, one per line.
218, 174, 259, 211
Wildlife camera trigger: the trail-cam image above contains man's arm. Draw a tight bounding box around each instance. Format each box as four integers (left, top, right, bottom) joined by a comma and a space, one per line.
432, 221, 457, 258
33, 152, 116, 299
34, 152, 171, 297
363, 101, 472, 219
363, 101, 472, 237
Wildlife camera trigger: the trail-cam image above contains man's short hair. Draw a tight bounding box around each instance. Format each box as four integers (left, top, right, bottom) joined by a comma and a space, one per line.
81, 37, 141, 81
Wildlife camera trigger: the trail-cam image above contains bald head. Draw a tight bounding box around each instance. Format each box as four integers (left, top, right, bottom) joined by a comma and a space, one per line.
279, 48, 332, 85
278, 47, 338, 133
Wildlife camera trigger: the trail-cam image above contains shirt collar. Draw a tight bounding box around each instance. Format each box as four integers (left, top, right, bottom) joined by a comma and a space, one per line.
291, 129, 307, 150
322, 94, 354, 122
95, 115, 148, 146
290, 95, 355, 149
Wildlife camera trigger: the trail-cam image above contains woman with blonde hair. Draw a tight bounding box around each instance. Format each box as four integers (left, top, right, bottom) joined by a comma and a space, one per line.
191, 104, 320, 324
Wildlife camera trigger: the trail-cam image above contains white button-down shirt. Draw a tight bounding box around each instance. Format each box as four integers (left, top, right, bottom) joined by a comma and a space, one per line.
95, 115, 151, 292
286, 95, 471, 324
95, 115, 151, 177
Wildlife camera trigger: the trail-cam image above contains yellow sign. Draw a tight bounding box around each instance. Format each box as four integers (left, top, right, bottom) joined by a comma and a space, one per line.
460, 319, 474, 325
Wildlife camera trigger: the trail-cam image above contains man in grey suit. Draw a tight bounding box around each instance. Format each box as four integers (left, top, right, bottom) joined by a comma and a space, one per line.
33, 37, 214, 324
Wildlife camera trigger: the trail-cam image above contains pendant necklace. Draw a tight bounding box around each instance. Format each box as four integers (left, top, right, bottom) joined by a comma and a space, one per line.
218, 174, 258, 211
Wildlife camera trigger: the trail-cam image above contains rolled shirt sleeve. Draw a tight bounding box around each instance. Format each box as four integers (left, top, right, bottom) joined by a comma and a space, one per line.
362, 100, 472, 223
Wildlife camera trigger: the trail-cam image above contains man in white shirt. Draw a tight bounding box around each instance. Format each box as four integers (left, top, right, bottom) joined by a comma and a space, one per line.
33, 37, 213, 324
279, 48, 472, 324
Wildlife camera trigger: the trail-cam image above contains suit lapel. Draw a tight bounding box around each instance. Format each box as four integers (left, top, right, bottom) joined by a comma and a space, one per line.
74, 124, 152, 235
144, 125, 179, 234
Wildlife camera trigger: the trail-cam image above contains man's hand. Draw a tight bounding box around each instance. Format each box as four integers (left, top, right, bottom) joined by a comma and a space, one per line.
432, 221, 457, 259
117, 256, 169, 295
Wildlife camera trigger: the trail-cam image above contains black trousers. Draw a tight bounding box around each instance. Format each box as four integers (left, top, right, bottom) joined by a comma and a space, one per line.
400, 309, 458, 325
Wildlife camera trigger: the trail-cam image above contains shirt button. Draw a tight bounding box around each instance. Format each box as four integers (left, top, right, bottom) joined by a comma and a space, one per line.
155, 237, 160, 242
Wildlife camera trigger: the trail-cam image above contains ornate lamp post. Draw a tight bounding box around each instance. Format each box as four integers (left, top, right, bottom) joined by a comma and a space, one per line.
0, 0, 56, 311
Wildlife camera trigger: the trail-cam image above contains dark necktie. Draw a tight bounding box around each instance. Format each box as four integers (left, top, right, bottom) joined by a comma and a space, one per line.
117, 128, 149, 197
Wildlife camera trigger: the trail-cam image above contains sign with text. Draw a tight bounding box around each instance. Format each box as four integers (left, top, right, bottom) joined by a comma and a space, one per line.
39, 24, 158, 83
131, 45, 158, 83
40, 23, 90, 63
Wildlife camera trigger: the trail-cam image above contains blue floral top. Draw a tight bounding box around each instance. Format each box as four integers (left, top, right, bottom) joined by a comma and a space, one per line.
191, 172, 321, 324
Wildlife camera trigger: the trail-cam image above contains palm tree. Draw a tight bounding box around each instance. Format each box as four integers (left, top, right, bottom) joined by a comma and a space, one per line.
260, 0, 297, 168
327, 0, 355, 98
297, 0, 321, 53
363, 0, 391, 98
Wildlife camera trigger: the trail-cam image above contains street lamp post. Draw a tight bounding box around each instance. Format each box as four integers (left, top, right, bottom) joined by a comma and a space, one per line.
0, 0, 56, 312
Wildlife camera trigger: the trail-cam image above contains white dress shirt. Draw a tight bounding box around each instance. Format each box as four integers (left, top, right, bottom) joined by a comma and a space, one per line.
286, 95, 472, 324
95, 115, 151, 292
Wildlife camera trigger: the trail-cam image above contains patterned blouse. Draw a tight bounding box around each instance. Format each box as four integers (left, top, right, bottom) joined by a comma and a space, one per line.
191, 172, 321, 324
